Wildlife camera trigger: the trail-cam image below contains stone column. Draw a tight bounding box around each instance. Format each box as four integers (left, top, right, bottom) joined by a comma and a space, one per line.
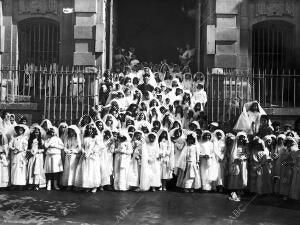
202, 0, 215, 72
73, 0, 105, 66
109, 0, 113, 69
1, 0, 18, 66
0, 0, 4, 67
95, 0, 106, 73
296, 1, 300, 72
195, 0, 202, 71
239, 0, 250, 71
214, 0, 240, 69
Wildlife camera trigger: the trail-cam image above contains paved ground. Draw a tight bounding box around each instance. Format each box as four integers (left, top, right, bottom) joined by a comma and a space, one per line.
0, 190, 300, 225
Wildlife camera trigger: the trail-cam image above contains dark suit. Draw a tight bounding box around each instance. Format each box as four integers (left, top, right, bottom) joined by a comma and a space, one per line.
138, 83, 154, 95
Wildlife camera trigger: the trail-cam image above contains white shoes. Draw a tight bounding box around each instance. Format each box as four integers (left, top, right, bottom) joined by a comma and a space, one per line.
47, 181, 52, 191
229, 192, 241, 202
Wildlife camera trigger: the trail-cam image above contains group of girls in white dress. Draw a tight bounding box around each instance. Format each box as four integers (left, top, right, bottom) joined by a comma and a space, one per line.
1, 110, 299, 202
0, 61, 299, 203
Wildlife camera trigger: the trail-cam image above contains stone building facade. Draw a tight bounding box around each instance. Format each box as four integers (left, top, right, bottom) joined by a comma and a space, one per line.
0, 0, 299, 73
0, 0, 299, 124
0, 0, 107, 71
198, 0, 300, 72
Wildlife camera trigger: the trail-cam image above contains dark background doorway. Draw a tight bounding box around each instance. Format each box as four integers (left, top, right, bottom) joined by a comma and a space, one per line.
116, 0, 195, 63
18, 18, 59, 66
252, 20, 295, 72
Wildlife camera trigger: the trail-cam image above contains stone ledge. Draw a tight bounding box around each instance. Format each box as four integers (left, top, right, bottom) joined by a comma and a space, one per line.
264, 107, 300, 116
0, 102, 38, 110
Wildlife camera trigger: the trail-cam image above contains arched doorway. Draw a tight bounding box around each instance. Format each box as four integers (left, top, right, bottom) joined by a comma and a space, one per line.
252, 20, 295, 72
252, 20, 298, 107
18, 18, 60, 66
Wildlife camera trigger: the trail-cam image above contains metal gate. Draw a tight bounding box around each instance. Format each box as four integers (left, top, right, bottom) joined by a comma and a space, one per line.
5, 66, 100, 125
41, 67, 100, 125
206, 70, 300, 126
252, 21, 296, 106
18, 18, 60, 66
206, 71, 253, 126
252, 20, 295, 72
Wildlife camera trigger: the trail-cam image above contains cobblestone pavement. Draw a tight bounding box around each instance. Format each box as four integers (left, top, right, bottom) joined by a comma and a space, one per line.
0, 190, 300, 225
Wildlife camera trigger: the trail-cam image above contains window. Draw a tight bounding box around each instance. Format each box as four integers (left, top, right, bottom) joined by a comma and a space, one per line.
252, 20, 295, 72
18, 18, 60, 66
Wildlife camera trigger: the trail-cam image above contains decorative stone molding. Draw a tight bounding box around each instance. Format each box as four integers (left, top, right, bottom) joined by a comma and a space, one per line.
18, 0, 59, 15
255, 0, 295, 17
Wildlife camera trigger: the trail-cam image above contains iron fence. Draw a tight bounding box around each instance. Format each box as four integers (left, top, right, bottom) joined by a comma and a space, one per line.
206, 69, 300, 125
1, 65, 299, 126
0, 65, 101, 125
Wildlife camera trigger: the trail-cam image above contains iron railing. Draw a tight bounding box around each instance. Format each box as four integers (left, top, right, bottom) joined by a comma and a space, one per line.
0, 65, 101, 125
206, 69, 300, 125
1, 66, 299, 126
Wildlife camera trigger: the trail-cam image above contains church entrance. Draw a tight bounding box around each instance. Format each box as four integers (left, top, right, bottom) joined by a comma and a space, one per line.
115, 0, 195, 64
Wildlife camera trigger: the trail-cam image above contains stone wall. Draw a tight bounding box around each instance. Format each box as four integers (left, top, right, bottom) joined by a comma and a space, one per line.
295, 0, 300, 72
73, 0, 106, 68
200, 0, 299, 72
1, 0, 75, 66
0, 0, 107, 68
264, 107, 300, 128
242, 0, 299, 72
214, 0, 240, 69
0, 102, 42, 124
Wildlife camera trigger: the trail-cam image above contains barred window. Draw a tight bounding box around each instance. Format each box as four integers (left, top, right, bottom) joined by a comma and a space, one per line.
18, 18, 60, 66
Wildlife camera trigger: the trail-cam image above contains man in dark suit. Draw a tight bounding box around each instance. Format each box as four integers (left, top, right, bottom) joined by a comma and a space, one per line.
137, 73, 154, 96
